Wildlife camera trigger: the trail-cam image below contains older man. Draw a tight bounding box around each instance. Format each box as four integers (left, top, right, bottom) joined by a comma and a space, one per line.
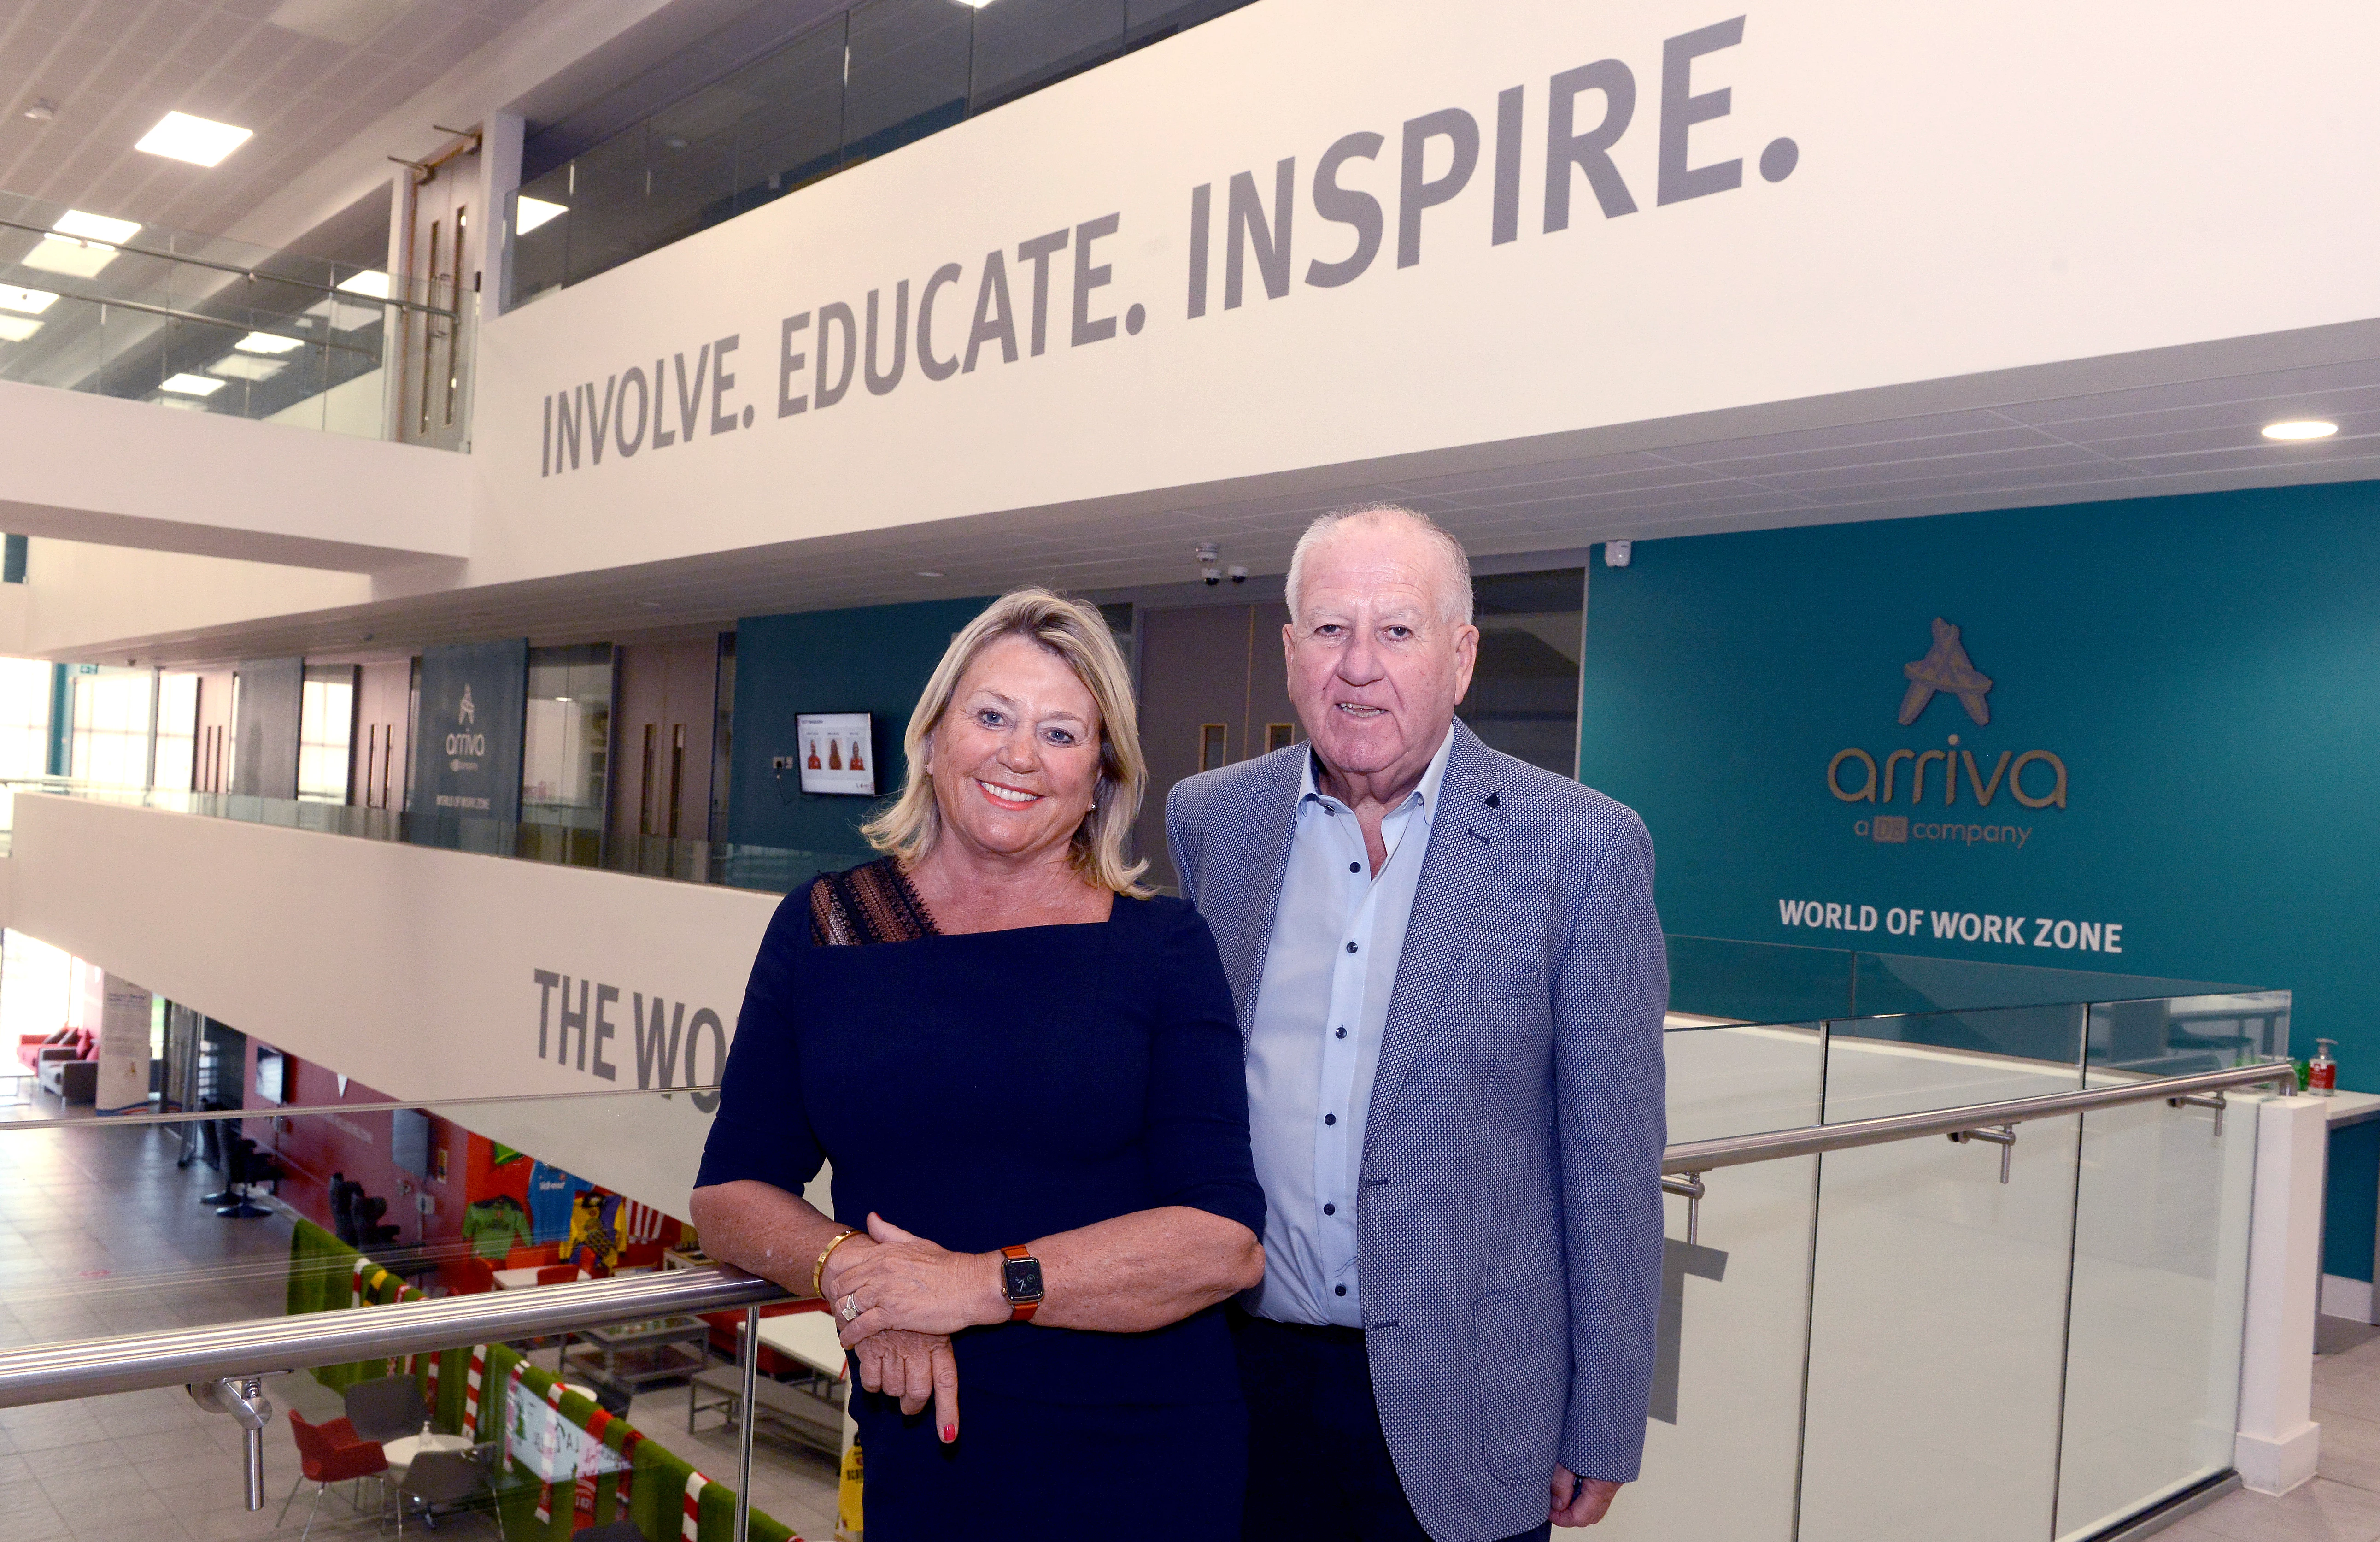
1166, 506, 1666, 1542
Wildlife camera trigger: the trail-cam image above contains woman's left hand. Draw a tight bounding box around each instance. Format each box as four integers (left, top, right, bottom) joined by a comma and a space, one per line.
832, 1212, 1004, 1346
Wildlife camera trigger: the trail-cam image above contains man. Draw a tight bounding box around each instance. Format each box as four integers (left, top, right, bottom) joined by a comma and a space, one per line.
1167, 505, 1666, 1542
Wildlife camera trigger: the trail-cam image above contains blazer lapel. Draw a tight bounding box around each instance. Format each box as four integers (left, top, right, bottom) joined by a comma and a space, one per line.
1212, 748, 1304, 1047
1364, 722, 1505, 1150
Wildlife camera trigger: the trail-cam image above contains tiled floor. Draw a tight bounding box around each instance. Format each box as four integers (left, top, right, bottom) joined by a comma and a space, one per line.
2159, 1331, 2380, 1542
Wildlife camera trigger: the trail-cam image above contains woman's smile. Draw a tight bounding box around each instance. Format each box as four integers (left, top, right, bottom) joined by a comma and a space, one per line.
974, 778, 1043, 807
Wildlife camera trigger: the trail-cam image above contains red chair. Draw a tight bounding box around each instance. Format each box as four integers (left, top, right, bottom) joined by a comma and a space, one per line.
504, 1243, 561, 1270
281, 1408, 388, 1540
435, 1256, 496, 1295
535, 1263, 582, 1285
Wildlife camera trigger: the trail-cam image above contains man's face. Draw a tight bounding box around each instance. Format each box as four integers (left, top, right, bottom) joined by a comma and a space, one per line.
1284, 521, 1478, 788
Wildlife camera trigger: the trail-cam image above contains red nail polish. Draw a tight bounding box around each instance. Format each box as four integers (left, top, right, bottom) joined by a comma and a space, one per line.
942, 1424, 955, 1442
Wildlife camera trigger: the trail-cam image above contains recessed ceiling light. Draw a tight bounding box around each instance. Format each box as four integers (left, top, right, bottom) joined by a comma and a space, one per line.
52, 209, 139, 244
2262, 419, 2338, 441
135, 111, 253, 168
208, 354, 284, 381
22, 99, 57, 124
152, 396, 207, 412
234, 331, 304, 354
915, 570, 944, 577
21, 234, 114, 277
159, 373, 226, 396
0, 285, 57, 315
335, 270, 391, 300
516, 196, 568, 235
0, 316, 42, 343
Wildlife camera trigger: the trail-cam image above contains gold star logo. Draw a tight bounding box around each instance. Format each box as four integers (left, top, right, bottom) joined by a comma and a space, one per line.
1898, 618, 1993, 726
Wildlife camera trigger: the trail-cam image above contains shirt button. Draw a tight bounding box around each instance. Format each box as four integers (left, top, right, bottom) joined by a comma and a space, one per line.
1348, 861, 1360, 873
1345, 941, 1358, 953
1324, 1113, 1337, 1125
1335, 1026, 1347, 1039
1335, 1285, 1348, 1297
1323, 1203, 1336, 1216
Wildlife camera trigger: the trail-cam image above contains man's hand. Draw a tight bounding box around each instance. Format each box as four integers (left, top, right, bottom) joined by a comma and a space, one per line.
849, 1328, 961, 1443
1550, 1467, 1622, 1528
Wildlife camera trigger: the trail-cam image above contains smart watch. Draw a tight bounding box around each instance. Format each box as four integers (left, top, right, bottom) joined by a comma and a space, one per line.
999, 1244, 1044, 1322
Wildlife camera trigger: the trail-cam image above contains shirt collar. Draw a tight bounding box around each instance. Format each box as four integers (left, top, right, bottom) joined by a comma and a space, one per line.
1298, 722, 1458, 826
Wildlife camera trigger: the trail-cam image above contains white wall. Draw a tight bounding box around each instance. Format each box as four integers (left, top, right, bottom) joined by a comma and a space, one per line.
0, 791, 783, 1217
17, 540, 372, 661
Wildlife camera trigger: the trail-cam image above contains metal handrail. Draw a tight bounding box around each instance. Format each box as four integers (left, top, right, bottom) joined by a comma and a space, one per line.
0, 1060, 2300, 1410
0, 214, 461, 318
1662, 1059, 2295, 1175
0, 1264, 789, 1407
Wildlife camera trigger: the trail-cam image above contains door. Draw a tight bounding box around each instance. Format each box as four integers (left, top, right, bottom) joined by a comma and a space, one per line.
610, 638, 721, 852
352, 663, 412, 811
192, 671, 233, 793
1131, 601, 1300, 892
393, 136, 480, 451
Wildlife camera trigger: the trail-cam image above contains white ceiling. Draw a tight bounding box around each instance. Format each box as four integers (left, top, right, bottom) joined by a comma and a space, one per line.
89, 337, 2380, 667
0, 0, 541, 244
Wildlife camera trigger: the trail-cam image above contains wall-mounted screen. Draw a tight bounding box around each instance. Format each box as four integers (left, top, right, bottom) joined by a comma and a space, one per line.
797, 712, 876, 796
392, 1107, 432, 1180
254, 1046, 285, 1105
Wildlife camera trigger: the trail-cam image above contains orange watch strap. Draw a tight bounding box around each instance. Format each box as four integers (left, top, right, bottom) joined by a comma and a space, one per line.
1002, 1244, 1040, 1322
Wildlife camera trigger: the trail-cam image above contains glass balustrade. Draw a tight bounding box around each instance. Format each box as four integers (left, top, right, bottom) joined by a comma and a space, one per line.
0, 991, 2288, 1541
0, 190, 463, 443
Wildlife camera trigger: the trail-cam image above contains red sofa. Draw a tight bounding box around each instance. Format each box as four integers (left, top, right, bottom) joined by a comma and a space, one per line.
16, 1027, 94, 1072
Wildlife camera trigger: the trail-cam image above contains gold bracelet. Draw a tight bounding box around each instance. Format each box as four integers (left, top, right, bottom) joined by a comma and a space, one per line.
810, 1229, 858, 1299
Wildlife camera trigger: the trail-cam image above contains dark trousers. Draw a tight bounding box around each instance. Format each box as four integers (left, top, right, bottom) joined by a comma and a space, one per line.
1234, 1312, 1552, 1542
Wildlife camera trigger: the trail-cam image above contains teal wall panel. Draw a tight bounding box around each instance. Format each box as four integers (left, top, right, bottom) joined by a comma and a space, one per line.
1577, 481, 2380, 1089
727, 597, 991, 853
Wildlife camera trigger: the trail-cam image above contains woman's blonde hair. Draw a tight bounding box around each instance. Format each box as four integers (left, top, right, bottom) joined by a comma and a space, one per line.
860, 588, 1151, 896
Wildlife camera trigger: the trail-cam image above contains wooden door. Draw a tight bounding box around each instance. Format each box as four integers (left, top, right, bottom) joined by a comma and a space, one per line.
1131, 601, 1299, 892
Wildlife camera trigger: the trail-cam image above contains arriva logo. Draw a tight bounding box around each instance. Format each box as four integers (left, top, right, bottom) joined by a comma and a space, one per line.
446, 682, 487, 759
1828, 618, 2066, 826
458, 683, 477, 726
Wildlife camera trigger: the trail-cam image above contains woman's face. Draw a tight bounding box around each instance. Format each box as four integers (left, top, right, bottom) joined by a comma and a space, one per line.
926, 634, 1105, 865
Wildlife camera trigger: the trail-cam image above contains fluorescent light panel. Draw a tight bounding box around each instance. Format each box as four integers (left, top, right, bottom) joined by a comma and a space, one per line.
0, 285, 57, 315
158, 372, 226, 396
19, 235, 114, 278
135, 111, 253, 168
335, 270, 391, 299
516, 196, 567, 235
234, 331, 305, 354
207, 354, 285, 381
52, 209, 139, 244
0, 316, 41, 343
2261, 419, 2339, 441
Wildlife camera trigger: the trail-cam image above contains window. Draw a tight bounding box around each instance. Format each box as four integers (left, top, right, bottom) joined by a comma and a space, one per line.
153, 672, 199, 792
0, 659, 53, 779
1199, 723, 1227, 771
523, 644, 614, 828
298, 665, 356, 802
69, 667, 153, 787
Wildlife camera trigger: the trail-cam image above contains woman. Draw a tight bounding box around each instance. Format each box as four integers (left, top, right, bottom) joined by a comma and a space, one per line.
688, 589, 1265, 1541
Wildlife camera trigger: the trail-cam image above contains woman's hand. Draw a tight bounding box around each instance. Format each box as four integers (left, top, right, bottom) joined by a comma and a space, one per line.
849, 1328, 961, 1443
831, 1213, 1006, 1344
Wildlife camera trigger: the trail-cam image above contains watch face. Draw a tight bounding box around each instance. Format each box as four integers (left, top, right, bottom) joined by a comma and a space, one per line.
1002, 1256, 1045, 1303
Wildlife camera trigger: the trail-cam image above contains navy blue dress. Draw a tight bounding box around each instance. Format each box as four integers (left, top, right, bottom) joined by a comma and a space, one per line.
695, 861, 1265, 1541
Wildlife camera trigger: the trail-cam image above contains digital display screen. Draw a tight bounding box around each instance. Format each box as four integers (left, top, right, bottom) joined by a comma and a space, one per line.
796, 712, 876, 796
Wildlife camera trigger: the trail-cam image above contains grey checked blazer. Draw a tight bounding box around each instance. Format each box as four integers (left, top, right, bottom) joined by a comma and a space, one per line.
1167, 720, 1667, 1542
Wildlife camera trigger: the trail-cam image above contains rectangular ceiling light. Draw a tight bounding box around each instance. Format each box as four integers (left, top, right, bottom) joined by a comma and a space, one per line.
207, 353, 285, 381
234, 330, 305, 354
20, 234, 116, 278
0, 284, 58, 315
135, 111, 254, 168
0, 316, 42, 343
158, 372, 227, 396
516, 195, 568, 235
335, 269, 391, 300
52, 209, 140, 244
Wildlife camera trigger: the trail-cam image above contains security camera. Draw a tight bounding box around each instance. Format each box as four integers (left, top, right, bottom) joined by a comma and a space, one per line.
1604, 540, 1634, 568
1202, 566, 1221, 586
1227, 565, 1249, 584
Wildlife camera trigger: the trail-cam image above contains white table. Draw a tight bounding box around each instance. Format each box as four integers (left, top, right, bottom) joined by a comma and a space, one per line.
490, 1266, 589, 1289
381, 1430, 471, 1474
740, 1310, 849, 1380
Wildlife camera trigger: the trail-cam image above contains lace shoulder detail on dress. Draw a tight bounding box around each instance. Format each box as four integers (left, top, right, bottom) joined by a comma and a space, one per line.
809, 858, 940, 946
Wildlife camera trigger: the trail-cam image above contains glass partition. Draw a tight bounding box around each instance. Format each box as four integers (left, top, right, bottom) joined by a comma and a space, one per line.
0, 190, 457, 443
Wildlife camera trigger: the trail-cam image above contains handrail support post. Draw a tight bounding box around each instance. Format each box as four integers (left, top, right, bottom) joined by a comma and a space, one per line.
1661, 1172, 1707, 1245
187, 1374, 274, 1511
1948, 1124, 2017, 1183
2168, 1090, 2227, 1136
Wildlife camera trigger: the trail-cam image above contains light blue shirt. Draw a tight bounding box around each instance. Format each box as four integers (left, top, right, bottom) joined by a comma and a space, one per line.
1243, 725, 1456, 1326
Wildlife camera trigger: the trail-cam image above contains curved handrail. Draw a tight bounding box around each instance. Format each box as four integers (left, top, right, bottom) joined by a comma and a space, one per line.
0, 1059, 2300, 1408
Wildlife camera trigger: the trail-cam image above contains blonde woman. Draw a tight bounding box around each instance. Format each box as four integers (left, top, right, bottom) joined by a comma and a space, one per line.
690, 589, 1265, 1541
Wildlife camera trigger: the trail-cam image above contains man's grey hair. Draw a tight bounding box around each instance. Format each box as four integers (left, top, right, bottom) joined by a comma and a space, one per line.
1284, 503, 1475, 627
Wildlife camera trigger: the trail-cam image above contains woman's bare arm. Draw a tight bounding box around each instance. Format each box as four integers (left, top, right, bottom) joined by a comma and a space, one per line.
831, 1206, 1264, 1342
